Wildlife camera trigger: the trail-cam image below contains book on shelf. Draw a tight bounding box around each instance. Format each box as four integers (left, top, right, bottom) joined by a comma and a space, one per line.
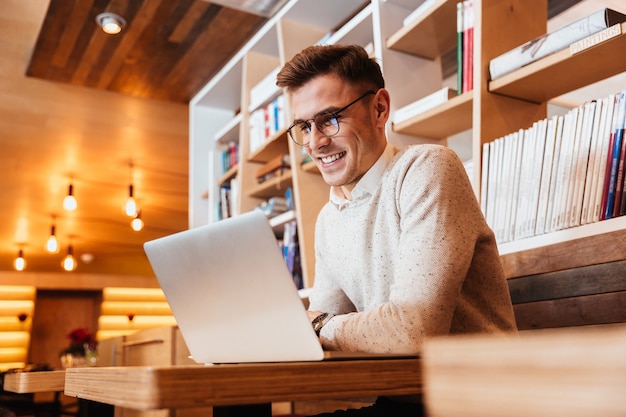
281, 220, 302, 290
456, 2, 464, 95
589, 94, 616, 223
580, 99, 604, 225
603, 91, 626, 220
218, 178, 238, 221
393, 87, 457, 125
256, 153, 291, 184
248, 66, 281, 112
482, 90, 626, 244
489, 8, 626, 81
221, 141, 238, 173
249, 95, 286, 154
461, 0, 474, 93
257, 196, 289, 218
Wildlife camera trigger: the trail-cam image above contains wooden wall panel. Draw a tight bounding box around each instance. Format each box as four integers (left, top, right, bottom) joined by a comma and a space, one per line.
508, 260, 626, 330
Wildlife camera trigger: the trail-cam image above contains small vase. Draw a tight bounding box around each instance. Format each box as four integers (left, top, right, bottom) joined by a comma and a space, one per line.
60, 352, 86, 368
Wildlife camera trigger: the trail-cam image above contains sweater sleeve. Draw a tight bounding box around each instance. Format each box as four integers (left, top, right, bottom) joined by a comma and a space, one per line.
316, 146, 493, 353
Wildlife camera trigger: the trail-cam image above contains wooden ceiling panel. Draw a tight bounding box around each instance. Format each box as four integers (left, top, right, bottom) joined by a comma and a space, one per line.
27, 0, 267, 103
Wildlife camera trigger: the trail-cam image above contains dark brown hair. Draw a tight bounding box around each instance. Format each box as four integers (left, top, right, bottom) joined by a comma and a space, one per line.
276, 44, 385, 92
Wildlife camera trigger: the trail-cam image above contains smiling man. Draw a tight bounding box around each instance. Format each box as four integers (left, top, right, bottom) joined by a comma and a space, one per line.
276, 44, 517, 416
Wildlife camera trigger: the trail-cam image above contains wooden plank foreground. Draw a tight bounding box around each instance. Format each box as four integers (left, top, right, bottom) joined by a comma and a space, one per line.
3, 370, 65, 393
64, 358, 422, 410
423, 325, 626, 417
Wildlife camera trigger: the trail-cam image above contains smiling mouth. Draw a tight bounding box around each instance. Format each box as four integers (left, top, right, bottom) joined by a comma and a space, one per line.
320, 151, 346, 164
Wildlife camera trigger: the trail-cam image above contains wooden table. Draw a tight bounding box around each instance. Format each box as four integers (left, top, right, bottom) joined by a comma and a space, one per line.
3, 370, 66, 393
63, 357, 421, 415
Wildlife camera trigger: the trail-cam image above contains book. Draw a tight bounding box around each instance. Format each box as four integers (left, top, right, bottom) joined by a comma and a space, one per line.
393, 87, 457, 124
248, 66, 281, 112
543, 114, 565, 233
569, 100, 597, 227
612, 117, 626, 217
535, 115, 558, 235
603, 91, 626, 219
456, 2, 464, 95
489, 8, 626, 80
462, 1, 474, 93
593, 94, 618, 222
256, 153, 291, 183
580, 98, 604, 224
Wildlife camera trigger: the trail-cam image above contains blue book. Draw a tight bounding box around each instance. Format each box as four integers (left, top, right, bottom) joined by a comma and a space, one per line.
604, 92, 626, 219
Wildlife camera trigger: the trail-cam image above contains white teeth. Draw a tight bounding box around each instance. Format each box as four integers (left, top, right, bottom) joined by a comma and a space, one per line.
321, 152, 344, 163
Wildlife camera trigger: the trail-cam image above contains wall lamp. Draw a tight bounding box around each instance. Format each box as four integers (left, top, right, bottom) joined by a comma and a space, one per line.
96, 12, 126, 35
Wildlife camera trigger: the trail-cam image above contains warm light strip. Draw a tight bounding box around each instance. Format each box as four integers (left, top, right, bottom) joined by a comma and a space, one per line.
100, 301, 173, 316
0, 286, 35, 300
0, 332, 30, 347
0, 347, 28, 363
0, 362, 26, 372
98, 287, 176, 342
0, 300, 35, 316
103, 287, 167, 302
98, 315, 178, 330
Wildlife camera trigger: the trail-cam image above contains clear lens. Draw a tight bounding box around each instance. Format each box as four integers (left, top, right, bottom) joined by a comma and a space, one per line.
288, 115, 339, 146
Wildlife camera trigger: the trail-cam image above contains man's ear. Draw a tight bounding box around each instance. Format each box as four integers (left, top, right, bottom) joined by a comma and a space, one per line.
374, 88, 391, 127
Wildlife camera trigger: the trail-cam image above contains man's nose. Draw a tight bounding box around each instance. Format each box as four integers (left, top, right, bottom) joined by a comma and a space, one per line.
307, 123, 331, 149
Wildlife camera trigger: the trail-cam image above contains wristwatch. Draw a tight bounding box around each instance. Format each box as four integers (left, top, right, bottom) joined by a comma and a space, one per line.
311, 312, 334, 336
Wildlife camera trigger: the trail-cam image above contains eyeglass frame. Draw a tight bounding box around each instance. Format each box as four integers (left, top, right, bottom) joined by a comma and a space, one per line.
286, 90, 376, 146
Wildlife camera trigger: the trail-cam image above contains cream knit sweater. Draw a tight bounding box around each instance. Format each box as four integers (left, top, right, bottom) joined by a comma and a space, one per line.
309, 144, 517, 353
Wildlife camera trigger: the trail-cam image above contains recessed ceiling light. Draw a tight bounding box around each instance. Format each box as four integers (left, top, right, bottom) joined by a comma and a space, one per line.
96, 12, 126, 35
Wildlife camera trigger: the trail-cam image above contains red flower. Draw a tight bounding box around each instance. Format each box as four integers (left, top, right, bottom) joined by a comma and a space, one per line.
66, 327, 97, 349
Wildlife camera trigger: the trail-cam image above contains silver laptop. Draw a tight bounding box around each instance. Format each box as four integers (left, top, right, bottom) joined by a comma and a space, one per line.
144, 209, 325, 363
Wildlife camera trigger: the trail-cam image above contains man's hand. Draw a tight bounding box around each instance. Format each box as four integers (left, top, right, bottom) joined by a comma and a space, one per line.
307, 310, 323, 321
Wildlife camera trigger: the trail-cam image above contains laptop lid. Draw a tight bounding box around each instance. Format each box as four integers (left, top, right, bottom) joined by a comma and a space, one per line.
144, 209, 324, 364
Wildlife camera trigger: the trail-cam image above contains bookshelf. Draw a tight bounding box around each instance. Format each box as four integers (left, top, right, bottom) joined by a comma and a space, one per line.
190, 0, 626, 289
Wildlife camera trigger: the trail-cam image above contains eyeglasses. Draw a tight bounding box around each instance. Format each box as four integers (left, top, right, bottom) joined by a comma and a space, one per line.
287, 90, 376, 146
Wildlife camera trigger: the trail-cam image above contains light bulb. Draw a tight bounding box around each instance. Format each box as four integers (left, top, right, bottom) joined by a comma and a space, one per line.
62, 245, 77, 272
63, 184, 77, 211
46, 225, 59, 253
14, 249, 26, 271
125, 184, 137, 217
131, 215, 144, 232
102, 18, 122, 34
96, 13, 126, 35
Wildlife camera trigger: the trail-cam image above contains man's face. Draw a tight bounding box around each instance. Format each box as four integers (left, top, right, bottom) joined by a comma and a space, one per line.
290, 74, 388, 190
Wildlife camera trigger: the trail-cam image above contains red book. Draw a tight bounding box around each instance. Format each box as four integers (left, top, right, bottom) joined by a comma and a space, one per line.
612, 128, 626, 217
462, 1, 474, 93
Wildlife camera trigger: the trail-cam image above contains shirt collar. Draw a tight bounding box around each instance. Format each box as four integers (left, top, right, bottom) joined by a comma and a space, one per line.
329, 143, 395, 208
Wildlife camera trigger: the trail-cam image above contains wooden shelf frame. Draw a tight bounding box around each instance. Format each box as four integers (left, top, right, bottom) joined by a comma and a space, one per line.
489, 22, 626, 104
386, 0, 458, 59
391, 91, 473, 139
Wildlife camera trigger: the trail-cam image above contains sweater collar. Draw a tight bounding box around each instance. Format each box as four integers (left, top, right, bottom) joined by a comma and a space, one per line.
329, 143, 395, 209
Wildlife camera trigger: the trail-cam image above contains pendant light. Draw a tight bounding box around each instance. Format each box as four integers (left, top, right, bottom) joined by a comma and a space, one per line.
125, 163, 138, 217
131, 210, 144, 231
62, 245, 77, 272
14, 249, 26, 271
46, 220, 59, 253
63, 183, 77, 211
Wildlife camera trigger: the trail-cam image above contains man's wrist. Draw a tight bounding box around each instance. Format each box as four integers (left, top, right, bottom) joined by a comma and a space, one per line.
311, 312, 334, 336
